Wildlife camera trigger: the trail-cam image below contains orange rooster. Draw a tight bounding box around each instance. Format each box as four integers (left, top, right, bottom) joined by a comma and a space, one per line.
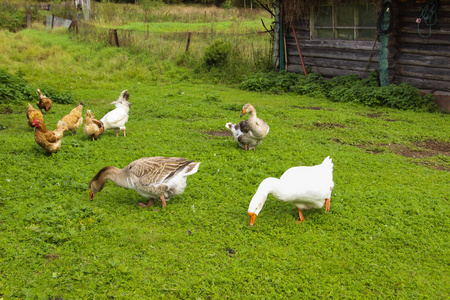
36, 89, 53, 113
32, 119, 68, 153
83, 109, 104, 141
61, 102, 84, 134
26, 103, 44, 129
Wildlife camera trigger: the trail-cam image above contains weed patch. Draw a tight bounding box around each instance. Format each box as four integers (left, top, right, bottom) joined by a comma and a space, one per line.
240, 71, 440, 112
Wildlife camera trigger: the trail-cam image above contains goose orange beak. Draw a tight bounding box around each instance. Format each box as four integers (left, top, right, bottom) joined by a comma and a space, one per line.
89, 190, 94, 201
248, 212, 257, 226
240, 109, 246, 117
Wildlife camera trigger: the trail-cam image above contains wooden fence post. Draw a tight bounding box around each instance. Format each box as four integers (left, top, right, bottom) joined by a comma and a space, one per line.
73, 19, 79, 35
27, 14, 31, 28
186, 32, 192, 52
113, 29, 119, 47
51, 14, 55, 29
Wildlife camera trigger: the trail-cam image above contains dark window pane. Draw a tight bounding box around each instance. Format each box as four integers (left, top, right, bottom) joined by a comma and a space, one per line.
357, 5, 377, 27
336, 6, 354, 27
336, 29, 354, 39
357, 29, 377, 40
316, 29, 334, 39
315, 6, 332, 27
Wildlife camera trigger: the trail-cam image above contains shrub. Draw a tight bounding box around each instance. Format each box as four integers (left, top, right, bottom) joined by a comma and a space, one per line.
0, 69, 34, 105
239, 71, 438, 112
0, 69, 75, 105
38, 85, 76, 105
203, 40, 231, 68
0, 4, 26, 32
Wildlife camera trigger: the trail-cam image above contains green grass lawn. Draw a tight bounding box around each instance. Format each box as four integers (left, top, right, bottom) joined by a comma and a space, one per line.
0, 28, 449, 299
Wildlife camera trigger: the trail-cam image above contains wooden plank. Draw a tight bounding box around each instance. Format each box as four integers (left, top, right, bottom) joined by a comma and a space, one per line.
397, 43, 450, 56
288, 55, 379, 72
397, 25, 450, 35
396, 65, 450, 81
288, 65, 391, 79
394, 76, 450, 91
285, 39, 378, 51
398, 35, 450, 45
396, 53, 450, 67
286, 43, 379, 59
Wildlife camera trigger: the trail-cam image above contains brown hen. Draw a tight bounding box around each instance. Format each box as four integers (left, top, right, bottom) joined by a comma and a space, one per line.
83, 109, 104, 141
26, 103, 44, 129
36, 89, 53, 113
61, 102, 84, 133
32, 119, 68, 153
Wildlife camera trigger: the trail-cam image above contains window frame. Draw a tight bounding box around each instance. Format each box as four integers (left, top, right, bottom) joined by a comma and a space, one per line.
310, 3, 378, 40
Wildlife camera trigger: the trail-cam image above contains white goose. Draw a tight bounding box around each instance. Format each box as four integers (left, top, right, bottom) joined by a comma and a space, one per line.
89, 157, 200, 207
248, 156, 334, 225
226, 103, 269, 151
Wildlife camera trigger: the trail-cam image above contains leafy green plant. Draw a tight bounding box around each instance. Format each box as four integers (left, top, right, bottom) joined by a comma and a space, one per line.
0, 3, 26, 32
203, 40, 231, 68
38, 85, 76, 105
0, 69, 34, 105
239, 71, 439, 112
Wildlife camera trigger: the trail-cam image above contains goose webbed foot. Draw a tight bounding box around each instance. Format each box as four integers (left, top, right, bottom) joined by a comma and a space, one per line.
295, 208, 305, 223
138, 199, 154, 208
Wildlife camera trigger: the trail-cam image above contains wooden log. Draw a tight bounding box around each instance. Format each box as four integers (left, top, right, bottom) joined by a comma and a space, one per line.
186, 32, 192, 52
396, 53, 450, 68
286, 46, 381, 62
394, 76, 450, 92
397, 44, 450, 56
398, 35, 450, 45
396, 65, 450, 81
289, 39, 379, 51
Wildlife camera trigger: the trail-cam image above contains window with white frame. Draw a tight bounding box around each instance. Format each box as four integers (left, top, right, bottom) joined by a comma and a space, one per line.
311, 4, 378, 40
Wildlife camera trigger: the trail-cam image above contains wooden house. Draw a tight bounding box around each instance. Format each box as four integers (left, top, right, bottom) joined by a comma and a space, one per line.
274, 0, 450, 110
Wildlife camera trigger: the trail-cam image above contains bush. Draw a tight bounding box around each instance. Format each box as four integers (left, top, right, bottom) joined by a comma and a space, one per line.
0, 4, 26, 32
0, 69, 75, 105
239, 71, 439, 112
0, 69, 34, 105
37, 85, 76, 105
203, 40, 231, 68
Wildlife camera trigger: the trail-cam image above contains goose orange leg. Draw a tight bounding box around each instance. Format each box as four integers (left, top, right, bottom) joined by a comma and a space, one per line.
325, 198, 331, 213
244, 144, 248, 151
160, 195, 167, 208
138, 199, 154, 208
296, 208, 305, 222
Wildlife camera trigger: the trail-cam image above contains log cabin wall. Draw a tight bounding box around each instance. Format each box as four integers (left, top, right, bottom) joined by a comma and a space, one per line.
284, 10, 387, 79
392, 0, 450, 92
282, 0, 449, 94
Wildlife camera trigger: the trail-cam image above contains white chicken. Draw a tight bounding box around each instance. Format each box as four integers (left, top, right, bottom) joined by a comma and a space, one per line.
100, 90, 130, 137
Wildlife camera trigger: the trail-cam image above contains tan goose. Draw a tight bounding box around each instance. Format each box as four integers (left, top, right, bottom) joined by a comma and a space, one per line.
226, 103, 269, 151
89, 157, 200, 207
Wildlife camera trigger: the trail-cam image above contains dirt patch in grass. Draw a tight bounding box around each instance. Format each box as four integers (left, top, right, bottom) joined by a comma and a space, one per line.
313, 121, 346, 129
0, 107, 14, 114
291, 106, 334, 111
385, 140, 450, 158
357, 111, 398, 122
205, 130, 231, 137
334, 138, 450, 171
45, 253, 59, 261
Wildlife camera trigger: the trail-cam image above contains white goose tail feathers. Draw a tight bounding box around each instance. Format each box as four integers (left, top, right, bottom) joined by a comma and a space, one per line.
321, 156, 333, 170
183, 161, 201, 176
225, 122, 241, 137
